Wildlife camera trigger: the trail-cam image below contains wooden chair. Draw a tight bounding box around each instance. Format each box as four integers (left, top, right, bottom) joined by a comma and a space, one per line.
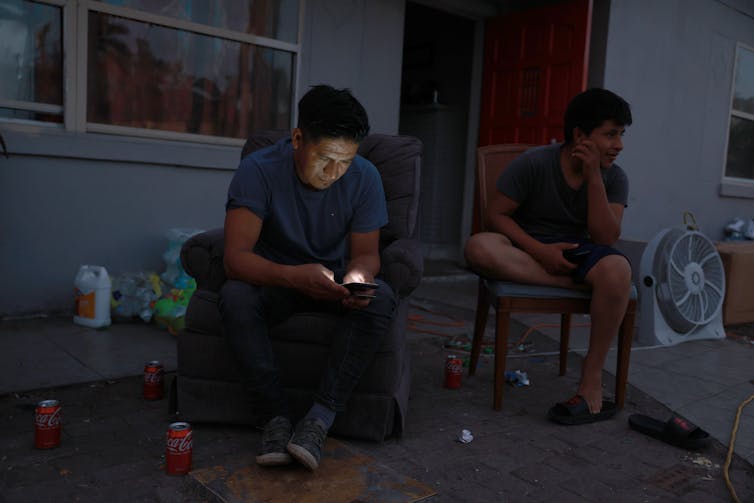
468, 144, 637, 411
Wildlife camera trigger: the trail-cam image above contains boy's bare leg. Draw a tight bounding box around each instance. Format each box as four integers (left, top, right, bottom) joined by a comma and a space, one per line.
466, 233, 633, 414
579, 254, 632, 413
464, 232, 577, 288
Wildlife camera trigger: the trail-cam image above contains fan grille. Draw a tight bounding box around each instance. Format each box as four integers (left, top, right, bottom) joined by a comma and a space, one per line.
653, 229, 725, 333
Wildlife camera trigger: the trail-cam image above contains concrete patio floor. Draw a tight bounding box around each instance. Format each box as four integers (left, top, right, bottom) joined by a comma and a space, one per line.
1, 264, 753, 502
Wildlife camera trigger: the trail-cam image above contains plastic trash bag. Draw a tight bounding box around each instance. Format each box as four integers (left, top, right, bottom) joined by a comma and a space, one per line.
111, 272, 162, 322
161, 228, 203, 288
154, 228, 202, 334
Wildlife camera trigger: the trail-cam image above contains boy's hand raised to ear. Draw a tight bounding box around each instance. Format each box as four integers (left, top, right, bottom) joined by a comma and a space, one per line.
571, 139, 602, 179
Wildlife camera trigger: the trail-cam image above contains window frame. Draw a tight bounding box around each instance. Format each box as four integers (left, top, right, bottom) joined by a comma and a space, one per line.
720, 41, 754, 198
0, 0, 67, 122
0, 0, 303, 153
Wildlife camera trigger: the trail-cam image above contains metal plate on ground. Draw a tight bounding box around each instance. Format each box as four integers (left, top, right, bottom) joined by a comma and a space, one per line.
189, 437, 437, 503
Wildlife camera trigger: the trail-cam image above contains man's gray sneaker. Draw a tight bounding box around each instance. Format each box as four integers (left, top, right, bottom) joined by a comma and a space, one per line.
286, 417, 328, 470
256, 416, 293, 466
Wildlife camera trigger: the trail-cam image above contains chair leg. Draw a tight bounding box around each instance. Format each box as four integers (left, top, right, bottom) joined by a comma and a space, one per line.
493, 305, 511, 411
615, 299, 637, 409
469, 279, 490, 376
559, 313, 572, 376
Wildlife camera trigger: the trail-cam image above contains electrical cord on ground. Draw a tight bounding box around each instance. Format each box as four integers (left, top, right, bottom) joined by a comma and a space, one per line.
723, 392, 754, 503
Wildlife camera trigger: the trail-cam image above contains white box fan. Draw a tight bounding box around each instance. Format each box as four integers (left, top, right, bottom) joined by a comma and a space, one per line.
638, 221, 726, 347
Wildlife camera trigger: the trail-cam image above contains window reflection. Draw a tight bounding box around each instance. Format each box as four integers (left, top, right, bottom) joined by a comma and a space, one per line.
100, 0, 299, 43
733, 47, 754, 116
0, 0, 62, 107
87, 12, 293, 138
727, 46, 754, 181
725, 116, 754, 180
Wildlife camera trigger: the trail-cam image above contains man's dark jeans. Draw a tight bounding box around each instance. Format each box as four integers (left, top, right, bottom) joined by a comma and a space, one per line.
219, 278, 396, 425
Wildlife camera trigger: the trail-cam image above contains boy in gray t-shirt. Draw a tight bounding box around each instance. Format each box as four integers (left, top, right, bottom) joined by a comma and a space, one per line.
464, 88, 633, 425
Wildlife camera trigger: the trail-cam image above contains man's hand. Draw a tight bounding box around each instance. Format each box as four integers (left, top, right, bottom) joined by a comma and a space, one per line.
571, 139, 601, 179
341, 269, 376, 310
291, 264, 350, 300
532, 242, 579, 275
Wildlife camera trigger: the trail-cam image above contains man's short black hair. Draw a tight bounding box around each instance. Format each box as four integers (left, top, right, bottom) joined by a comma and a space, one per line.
563, 88, 632, 143
297, 85, 370, 143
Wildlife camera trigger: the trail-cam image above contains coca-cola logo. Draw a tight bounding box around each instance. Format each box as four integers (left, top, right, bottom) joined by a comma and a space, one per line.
144, 371, 163, 384
166, 431, 193, 453
35, 408, 62, 429
446, 360, 463, 375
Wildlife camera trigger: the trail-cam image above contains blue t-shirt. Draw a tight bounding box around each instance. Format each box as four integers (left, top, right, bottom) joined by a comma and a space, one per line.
497, 143, 629, 240
226, 138, 388, 270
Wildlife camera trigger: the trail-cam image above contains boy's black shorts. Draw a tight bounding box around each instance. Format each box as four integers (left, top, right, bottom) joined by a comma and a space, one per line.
539, 237, 630, 283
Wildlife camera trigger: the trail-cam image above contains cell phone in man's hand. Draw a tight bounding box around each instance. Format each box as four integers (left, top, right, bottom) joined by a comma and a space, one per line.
341, 282, 379, 299
341, 282, 379, 292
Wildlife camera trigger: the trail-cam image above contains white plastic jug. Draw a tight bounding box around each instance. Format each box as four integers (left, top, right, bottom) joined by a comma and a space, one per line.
73, 265, 112, 328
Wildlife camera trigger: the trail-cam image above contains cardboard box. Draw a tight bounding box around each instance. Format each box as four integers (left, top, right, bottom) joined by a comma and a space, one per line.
715, 241, 754, 326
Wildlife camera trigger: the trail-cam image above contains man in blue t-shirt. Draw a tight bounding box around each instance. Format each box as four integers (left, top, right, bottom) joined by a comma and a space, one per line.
220, 85, 395, 470
465, 88, 633, 425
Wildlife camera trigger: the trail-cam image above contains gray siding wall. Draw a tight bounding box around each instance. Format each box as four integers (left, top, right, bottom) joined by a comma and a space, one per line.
0, 133, 235, 315
603, 0, 754, 242
299, 0, 405, 133
0, 0, 405, 316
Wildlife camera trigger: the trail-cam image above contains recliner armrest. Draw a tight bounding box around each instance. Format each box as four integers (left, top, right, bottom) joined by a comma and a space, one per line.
180, 229, 425, 298
379, 238, 424, 298
180, 228, 226, 293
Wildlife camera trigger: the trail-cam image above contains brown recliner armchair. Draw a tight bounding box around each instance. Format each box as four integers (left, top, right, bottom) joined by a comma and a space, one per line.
170, 132, 423, 441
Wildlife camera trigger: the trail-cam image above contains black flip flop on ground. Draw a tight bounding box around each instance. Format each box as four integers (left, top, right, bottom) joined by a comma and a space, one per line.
628, 413, 710, 450
547, 395, 618, 425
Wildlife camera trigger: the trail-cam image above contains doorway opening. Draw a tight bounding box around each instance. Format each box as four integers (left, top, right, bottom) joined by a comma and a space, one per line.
398, 2, 475, 261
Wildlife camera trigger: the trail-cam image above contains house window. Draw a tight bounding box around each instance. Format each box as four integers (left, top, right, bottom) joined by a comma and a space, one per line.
725, 44, 754, 181
0, 0, 63, 124
98, 0, 299, 43
0, 0, 300, 143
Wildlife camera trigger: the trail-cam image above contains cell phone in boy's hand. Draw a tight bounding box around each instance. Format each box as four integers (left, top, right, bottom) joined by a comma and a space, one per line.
341, 282, 379, 292
353, 292, 376, 299
562, 247, 592, 264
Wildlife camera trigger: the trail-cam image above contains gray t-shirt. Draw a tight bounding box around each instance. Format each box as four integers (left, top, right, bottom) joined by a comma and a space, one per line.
496, 143, 628, 241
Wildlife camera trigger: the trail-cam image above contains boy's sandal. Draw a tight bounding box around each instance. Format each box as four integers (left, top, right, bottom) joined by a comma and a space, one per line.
547, 395, 617, 425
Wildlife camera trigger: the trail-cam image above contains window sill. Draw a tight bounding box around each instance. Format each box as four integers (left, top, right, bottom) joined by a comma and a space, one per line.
719, 180, 754, 199
0, 122, 244, 170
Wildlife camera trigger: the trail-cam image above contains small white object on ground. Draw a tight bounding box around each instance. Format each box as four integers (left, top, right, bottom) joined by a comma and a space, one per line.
457, 429, 474, 443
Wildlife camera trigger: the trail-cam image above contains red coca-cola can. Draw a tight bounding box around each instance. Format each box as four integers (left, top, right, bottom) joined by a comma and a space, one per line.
444, 354, 463, 389
165, 421, 193, 475
143, 360, 164, 400
34, 399, 62, 449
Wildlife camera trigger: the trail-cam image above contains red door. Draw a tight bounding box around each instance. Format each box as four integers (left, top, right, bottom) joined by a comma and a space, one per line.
478, 0, 592, 147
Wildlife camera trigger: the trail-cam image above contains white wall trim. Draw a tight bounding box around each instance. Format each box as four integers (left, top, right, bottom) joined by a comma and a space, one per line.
719, 180, 754, 199
0, 123, 241, 170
